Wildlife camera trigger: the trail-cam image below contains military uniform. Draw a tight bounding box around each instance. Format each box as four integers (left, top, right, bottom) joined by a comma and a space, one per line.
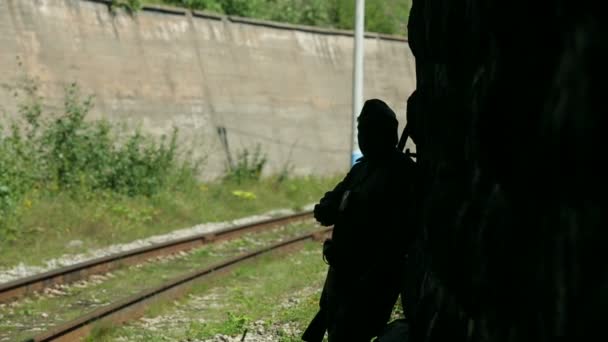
322, 150, 415, 341
304, 99, 417, 342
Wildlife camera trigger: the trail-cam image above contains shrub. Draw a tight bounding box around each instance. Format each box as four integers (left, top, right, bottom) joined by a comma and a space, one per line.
153, 0, 411, 35
110, 0, 143, 15
0, 81, 201, 235
224, 144, 267, 184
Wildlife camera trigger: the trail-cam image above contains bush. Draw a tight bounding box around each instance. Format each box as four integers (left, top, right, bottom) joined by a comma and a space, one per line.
111, 0, 143, 15
0, 82, 200, 234
224, 144, 267, 184
154, 0, 411, 35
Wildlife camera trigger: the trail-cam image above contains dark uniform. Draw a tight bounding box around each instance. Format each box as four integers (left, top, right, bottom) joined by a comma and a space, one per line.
303, 99, 417, 342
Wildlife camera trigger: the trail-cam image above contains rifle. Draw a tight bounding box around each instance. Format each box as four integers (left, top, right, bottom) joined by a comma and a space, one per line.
303, 124, 416, 342
302, 267, 333, 342
302, 309, 326, 342
397, 124, 417, 158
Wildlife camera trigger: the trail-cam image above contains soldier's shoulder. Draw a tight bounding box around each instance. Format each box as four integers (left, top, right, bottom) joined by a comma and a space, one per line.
346, 157, 368, 175
352, 156, 368, 167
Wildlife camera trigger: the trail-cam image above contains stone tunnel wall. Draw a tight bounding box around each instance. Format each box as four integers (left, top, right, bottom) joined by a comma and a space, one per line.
405, 0, 606, 341
0, 0, 416, 179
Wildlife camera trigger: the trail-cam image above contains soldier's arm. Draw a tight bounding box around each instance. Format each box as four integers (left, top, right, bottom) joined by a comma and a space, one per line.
314, 163, 360, 226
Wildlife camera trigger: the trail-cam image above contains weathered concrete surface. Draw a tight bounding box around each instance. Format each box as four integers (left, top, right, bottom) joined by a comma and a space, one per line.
0, 0, 416, 179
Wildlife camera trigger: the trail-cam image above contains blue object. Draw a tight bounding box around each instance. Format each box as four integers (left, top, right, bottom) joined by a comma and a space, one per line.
351, 150, 363, 166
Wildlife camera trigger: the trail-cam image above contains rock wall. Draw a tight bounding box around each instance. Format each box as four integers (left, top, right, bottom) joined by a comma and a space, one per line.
406, 0, 606, 341
0, 0, 416, 179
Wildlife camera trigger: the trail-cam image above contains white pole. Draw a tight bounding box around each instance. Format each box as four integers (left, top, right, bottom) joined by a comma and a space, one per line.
351, 0, 365, 166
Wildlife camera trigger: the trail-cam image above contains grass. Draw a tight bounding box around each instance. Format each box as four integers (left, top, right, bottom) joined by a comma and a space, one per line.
91, 242, 405, 341
0, 79, 341, 270
0, 175, 339, 269
91, 241, 329, 341
0, 222, 322, 341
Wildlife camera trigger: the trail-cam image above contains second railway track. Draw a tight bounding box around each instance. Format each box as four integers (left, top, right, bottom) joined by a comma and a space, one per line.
0, 211, 313, 304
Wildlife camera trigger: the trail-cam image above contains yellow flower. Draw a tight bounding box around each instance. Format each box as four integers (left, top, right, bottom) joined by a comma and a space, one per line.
23, 199, 32, 209
232, 190, 256, 200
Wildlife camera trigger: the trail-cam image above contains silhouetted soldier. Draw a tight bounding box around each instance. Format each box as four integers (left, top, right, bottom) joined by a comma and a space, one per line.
303, 99, 417, 342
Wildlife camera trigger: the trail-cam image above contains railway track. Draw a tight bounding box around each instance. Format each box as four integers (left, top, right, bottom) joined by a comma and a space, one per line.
0, 211, 313, 304
25, 227, 331, 342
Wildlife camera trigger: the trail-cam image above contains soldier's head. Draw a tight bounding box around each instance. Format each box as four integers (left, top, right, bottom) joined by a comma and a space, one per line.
357, 99, 399, 158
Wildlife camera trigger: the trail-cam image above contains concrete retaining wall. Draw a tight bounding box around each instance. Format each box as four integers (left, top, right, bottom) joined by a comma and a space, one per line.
0, 0, 416, 179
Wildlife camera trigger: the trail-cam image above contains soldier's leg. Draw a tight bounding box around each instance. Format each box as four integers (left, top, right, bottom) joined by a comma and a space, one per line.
327, 280, 400, 342
328, 303, 395, 342
328, 310, 375, 342
357, 271, 402, 339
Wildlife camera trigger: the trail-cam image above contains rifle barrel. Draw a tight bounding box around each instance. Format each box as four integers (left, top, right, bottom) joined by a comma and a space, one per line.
397, 124, 410, 152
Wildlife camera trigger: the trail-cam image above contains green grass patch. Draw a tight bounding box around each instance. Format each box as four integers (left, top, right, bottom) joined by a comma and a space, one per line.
0, 222, 321, 341
90, 241, 329, 341
0, 175, 337, 268
0, 80, 340, 268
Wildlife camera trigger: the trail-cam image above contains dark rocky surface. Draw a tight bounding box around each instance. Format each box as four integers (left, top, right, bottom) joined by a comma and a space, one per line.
404, 1, 606, 341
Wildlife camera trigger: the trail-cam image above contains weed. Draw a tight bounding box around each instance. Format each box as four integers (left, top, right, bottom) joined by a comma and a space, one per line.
91, 242, 327, 341
224, 144, 267, 184
85, 322, 115, 342
110, 0, 142, 15
223, 311, 251, 334
0, 77, 340, 267
0, 81, 200, 238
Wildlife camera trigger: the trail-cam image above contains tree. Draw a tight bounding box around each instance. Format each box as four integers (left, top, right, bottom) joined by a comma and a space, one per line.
155, 0, 412, 35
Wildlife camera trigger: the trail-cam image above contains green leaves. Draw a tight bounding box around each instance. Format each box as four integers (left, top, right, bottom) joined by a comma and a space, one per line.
224, 144, 267, 184
110, 0, 143, 15
156, 0, 411, 35
333, 0, 411, 35
0, 81, 200, 237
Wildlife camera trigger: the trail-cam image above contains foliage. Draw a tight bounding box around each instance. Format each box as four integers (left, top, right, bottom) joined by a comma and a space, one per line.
224, 144, 267, 184
0, 81, 200, 237
222, 311, 251, 335
333, 0, 411, 35
0, 77, 342, 268
111, 0, 143, 15
149, 0, 411, 35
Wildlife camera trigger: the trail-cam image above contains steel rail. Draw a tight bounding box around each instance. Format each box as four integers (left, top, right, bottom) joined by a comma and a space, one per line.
0, 211, 313, 304
25, 227, 331, 342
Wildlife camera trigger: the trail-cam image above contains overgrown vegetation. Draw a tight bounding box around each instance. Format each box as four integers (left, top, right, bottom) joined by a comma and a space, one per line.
0, 222, 318, 341
0, 81, 339, 265
142, 0, 411, 35
111, 0, 143, 15
224, 144, 267, 184
85, 242, 328, 341
0, 81, 199, 239
83, 241, 406, 341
